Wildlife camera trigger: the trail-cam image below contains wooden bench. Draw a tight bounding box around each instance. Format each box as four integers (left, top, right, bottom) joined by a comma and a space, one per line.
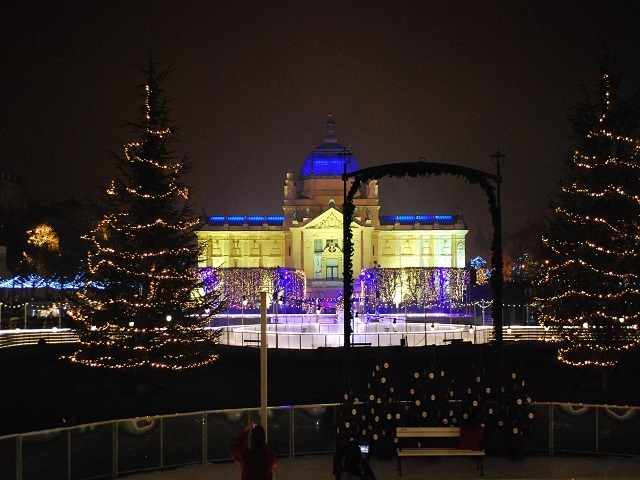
395, 426, 485, 476
442, 338, 466, 345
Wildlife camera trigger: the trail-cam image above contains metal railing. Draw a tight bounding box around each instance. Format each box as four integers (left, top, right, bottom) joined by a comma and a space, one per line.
220, 322, 493, 348
0, 329, 78, 349
0, 324, 493, 352
1, 402, 639, 480
2, 325, 635, 351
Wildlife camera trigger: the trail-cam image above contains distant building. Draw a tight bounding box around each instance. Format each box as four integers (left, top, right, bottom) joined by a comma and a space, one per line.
0, 171, 29, 276
0, 171, 28, 213
197, 117, 467, 299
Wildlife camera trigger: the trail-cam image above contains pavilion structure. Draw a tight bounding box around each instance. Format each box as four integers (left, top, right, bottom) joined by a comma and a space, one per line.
197, 117, 468, 308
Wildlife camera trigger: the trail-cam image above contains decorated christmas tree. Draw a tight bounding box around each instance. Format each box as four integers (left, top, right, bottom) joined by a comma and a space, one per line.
538, 60, 640, 367
335, 391, 364, 445
68, 58, 223, 369
361, 362, 401, 457
335, 362, 401, 458
406, 366, 455, 427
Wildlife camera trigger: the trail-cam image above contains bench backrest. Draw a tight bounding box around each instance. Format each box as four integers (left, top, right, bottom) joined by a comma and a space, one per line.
396, 427, 460, 438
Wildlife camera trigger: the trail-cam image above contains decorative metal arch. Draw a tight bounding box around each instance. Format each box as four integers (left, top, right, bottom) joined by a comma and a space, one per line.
342, 160, 504, 350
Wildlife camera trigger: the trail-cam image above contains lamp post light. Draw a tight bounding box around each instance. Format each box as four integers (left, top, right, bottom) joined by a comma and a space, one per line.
473, 300, 477, 327
242, 295, 248, 327
423, 301, 428, 346
475, 299, 491, 326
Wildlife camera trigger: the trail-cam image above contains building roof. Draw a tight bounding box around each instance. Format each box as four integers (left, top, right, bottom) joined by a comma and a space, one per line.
300, 117, 359, 177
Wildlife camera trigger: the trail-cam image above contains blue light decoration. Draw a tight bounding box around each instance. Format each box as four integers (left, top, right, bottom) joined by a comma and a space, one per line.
207, 215, 285, 226
200, 267, 220, 295
469, 256, 491, 285
227, 216, 245, 225
0, 274, 85, 290
470, 256, 486, 270
379, 215, 454, 225
246, 216, 264, 225
266, 216, 285, 225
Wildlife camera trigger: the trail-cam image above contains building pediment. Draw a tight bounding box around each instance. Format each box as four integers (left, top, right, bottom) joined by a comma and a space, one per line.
302, 207, 360, 230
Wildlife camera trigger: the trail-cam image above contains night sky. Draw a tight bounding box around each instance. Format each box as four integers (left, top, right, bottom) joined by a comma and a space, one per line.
3, 1, 640, 257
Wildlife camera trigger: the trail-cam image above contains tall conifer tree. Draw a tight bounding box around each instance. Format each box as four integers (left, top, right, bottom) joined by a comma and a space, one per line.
538, 60, 640, 367
70, 58, 222, 369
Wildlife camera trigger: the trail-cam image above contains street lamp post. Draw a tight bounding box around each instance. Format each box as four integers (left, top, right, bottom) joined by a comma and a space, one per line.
491, 150, 505, 350
339, 147, 353, 350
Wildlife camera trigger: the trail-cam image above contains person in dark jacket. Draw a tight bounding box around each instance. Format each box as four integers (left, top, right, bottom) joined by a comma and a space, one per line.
231, 421, 277, 480
333, 441, 377, 480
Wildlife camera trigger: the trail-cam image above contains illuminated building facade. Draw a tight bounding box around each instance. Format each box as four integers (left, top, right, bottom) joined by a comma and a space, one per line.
197, 118, 468, 300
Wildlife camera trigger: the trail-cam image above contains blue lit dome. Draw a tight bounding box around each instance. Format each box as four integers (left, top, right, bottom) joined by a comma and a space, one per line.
300, 116, 359, 177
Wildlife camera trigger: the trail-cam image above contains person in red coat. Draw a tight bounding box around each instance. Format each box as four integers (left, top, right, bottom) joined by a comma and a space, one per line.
231, 421, 277, 480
